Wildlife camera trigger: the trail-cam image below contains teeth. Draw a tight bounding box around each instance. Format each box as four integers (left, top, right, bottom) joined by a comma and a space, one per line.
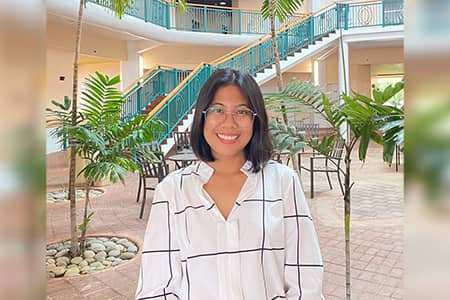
217, 134, 238, 140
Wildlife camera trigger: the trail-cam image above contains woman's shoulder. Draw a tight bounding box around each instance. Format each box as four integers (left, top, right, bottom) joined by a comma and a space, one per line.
262, 160, 297, 178
157, 163, 201, 189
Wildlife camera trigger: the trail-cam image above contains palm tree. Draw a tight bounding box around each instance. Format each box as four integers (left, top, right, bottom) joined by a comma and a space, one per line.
261, 0, 304, 173
265, 79, 404, 299
47, 72, 163, 255
261, 0, 303, 92
65, 0, 187, 257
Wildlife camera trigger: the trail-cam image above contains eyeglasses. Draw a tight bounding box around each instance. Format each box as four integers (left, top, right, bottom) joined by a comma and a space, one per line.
202, 106, 257, 127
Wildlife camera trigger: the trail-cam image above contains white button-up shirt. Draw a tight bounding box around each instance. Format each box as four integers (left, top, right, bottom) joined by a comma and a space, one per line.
136, 160, 323, 300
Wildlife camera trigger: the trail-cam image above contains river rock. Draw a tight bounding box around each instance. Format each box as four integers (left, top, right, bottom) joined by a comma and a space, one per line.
55, 249, 69, 258
46, 249, 57, 256
127, 245, 138, 253
70, 256, 83, 265
83, 250, 95, 258
90, 243, 106, 252
51, 266, 66, 277
65, 267, 80, 277
120, 252, 135, 260
108, 249, 121, 257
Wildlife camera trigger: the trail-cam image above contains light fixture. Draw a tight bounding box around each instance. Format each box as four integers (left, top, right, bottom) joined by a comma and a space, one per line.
218, 1, 227, 5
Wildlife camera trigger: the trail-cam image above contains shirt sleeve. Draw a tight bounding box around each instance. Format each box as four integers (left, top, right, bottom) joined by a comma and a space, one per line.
283, 170, 323, 300
135, 182, 183, 300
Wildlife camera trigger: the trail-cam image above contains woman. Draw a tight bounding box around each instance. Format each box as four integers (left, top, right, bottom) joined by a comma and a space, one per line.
136, 68, 323, 300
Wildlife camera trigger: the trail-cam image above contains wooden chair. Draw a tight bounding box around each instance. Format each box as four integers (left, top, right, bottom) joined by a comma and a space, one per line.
298, 138, 345, 198
173, 131, 191, 153
136, 150, 169, 219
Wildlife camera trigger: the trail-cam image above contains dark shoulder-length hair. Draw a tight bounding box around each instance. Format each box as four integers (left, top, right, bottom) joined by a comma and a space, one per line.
190, 68, 273, 173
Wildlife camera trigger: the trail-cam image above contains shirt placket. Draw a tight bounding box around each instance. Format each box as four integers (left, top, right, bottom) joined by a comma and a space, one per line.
217, 219, 243, 300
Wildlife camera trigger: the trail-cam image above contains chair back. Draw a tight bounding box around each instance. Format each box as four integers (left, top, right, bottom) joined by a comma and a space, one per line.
136, 152, 169, 182
173, 131, 191, 152
294, 121, 319, 141
330, 138, 345, 159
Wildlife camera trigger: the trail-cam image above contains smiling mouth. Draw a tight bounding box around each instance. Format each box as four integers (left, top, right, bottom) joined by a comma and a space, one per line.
217, 133, 239, 142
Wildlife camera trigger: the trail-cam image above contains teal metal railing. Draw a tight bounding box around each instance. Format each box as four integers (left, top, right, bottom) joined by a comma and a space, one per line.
89, 0, 300, 34
216, 0, 404, 76
133, 0, 404, 147
149, 64, 213, 144
121, 66, 190, 121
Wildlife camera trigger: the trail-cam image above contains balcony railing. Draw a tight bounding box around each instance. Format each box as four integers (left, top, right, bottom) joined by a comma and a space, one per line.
89, 0, 302, 34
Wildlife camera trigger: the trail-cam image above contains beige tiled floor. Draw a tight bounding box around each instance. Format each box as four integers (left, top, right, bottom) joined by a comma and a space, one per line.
46, 142, 403, 299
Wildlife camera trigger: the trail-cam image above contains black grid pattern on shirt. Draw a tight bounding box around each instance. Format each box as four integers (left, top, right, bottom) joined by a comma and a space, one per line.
139, 168, 321, 299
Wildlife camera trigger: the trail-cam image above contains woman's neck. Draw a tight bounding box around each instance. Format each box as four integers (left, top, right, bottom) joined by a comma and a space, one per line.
208, 155, 246, 176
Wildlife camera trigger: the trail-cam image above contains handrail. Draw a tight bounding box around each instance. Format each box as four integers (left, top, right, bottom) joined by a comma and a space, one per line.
146, 62, 209, 119
211, 14, 311, 66
142, 0, 404, 146
123, 64, 191, 94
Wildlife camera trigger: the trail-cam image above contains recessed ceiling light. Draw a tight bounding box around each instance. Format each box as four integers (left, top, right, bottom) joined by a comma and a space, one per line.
219, 1, 227, 5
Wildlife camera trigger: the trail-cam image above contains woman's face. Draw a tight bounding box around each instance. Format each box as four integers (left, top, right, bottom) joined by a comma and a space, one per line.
203, 84, 255, 162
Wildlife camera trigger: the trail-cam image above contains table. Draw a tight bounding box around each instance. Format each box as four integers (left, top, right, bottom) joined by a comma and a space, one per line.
167, 153, 198, 169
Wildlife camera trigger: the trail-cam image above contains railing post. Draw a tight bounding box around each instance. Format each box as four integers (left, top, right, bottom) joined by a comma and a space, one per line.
250, 47, 255, 75
336, 4, 341, 30
203, 6, 208, 32
309, 16, 315, 43
136, 82, 142, 112
144, 0, 148, 22
238, 9, 242, 34
166, 1, 171, 29
382, 0, 385, 27
344, 4, 349, 30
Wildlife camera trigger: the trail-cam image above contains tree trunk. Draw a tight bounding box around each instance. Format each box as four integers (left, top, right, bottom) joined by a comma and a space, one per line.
344, 152, 351, 300
79, 181, 91, 255
268, 0, 283, 92
69, 0, 85, 257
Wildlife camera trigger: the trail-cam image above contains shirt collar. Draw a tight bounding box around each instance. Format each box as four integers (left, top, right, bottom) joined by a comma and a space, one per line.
196, 160, 255, 183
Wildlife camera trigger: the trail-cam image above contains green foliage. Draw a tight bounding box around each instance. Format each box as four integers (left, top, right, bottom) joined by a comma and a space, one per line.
269, 118, 305, 154
261, 0, 304, 23
78, 211, 94, 233
264, 79, 404, 164
46, 72, 164, 185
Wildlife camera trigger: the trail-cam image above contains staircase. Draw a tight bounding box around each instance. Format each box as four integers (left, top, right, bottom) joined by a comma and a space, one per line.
121, 0, 404, 155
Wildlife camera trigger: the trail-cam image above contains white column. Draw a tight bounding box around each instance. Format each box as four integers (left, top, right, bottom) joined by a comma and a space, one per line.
338, 39, 349, 96
313, 59, 327, 88
120, 41, 140, 90
338, 39, 349, 139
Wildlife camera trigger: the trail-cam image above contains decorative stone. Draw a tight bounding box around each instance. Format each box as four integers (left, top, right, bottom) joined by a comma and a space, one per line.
90, 243, 106, 252
80, 266, 91, 274
79, 260, 88, 268
46, 249, 57, 256
47, 258, 56, 265
90, 262, 103, 268
85, 258, 96, 263
65, 267, 80, 277
51, 266, 66, 277
46, 264, 56, 271
104, 241, 117, 251
83, 250, 95, 258
54, 249, 69, 258
48, 272, 56, 278
56, 260, 68, 267
102, 260, 112, 267
98, 237, 109, 242
117, 239, 129, 247
120, 252, 135, 260
95, 251, 107, 262
71, 256, 83, 265
106, 256, 116, 262
108, 249, 121, 257
127, 245, 138, 253
117, 244, 125, 252
110, 237, 119, 242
